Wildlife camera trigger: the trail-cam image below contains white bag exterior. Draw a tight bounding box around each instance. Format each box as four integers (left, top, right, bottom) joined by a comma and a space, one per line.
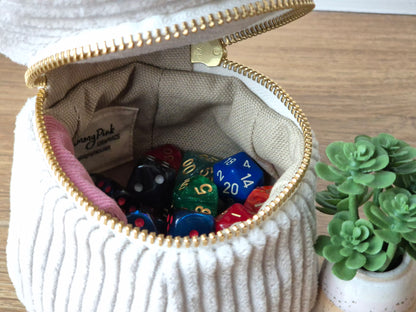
3, 1, 319, 311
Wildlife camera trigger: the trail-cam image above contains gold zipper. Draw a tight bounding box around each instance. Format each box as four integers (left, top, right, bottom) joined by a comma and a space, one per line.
32, 0, 314, 248
26, 0, 314, 88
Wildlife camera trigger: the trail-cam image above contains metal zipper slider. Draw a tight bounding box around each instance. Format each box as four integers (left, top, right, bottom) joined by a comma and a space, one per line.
191, 39, 227, 67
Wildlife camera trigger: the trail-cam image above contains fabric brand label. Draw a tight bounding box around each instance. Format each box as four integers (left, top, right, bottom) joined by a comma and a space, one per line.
73, 106, 139, 173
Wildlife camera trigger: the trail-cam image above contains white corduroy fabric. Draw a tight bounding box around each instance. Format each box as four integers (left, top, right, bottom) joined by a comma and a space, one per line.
8, 98, 320, 312
0, 0, 293, 66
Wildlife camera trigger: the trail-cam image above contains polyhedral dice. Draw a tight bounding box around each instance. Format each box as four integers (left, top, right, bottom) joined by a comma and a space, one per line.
92, 174, 122, 198
145, 144, 182, 172
167, 209, 215, 237
112, 188, 137, 215
92, 174, 146, 214
213, 152, 264, 203
215, 203, 254, 232
173, 175, 219, 216
127, 158, 176, 211
244, 185, 273, 214
127, 209, 166, 234
175, 151, 220, 185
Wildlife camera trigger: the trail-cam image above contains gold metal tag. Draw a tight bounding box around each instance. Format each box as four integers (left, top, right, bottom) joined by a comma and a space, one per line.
191, 39, 227, 67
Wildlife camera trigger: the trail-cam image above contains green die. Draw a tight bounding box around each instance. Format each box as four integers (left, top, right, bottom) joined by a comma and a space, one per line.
173, 175, 219, 216
175, 151, 220, 184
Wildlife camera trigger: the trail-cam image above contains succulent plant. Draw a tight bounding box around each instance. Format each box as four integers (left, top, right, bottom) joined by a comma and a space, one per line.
315, 133, 416, 280
315, 212, 386, 281
356, 133, 416, 175
364, 188, 416, 245
315, 140, 396, 196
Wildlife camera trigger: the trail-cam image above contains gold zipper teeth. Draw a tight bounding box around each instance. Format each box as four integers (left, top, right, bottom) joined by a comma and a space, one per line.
25, 0, 314, 88
34, 59, 312, 248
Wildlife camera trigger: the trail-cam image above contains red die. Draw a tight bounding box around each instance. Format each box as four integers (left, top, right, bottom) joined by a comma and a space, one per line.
215, 203, 254, 232
244, 186, 273, 214
146, 144, 182, 172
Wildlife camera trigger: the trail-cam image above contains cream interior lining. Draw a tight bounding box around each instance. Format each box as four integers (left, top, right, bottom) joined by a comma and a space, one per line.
45, 46, 304, 196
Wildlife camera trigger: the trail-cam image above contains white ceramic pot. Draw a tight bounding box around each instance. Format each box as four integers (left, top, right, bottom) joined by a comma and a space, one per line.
315, 253, 416, 312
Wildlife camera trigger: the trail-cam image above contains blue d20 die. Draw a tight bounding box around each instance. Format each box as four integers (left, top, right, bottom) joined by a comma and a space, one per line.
167, 209, 215, 238
213, 152, 264, 203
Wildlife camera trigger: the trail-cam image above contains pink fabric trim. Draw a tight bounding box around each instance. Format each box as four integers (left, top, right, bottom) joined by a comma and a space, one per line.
44, 115, 127, 223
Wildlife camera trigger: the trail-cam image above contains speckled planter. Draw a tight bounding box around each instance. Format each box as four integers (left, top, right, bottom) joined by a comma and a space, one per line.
317, 254, 416, 312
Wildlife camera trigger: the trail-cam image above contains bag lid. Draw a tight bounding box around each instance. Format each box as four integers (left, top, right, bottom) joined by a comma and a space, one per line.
0, 0, 314, 87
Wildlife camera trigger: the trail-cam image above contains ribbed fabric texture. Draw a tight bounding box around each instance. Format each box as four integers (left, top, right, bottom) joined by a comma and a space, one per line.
8, 98, 319, 312
43, 115, 127, 223
0, 0, 215, 65
0, 0, 291, 66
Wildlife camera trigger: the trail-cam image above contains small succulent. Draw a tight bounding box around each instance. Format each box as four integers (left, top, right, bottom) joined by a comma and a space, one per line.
356, 133, 416, 176
315, 140, 396, 196
364, 188, 416, 245
315, 133, 416, 281
315, 212, 386, 281
316, 184, 370, 215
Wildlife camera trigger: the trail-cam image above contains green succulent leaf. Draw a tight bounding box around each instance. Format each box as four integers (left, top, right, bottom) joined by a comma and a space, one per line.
363, 202, 390, 229
326, 142, 351, 170
402, 231, 416, 243
338, 178, 366, 195
355, 218, 373, 229
316, 205, 338, 215
365, 235, 385, 255
362, 146, 390, 172
328, 218, 344, 236
377, 188, 416, 239
395, 173, 416, 194
404, 242, 416, 260
340, 220, 355, 236
363, 253, 387, 272
374, 229, 401, 245
314, 236, 331, 256
354, 242, 370, 253
323, 245, 345, 263
365, 171, 396, 188
336, 197, 350, 211
332, 259, 358, 281
328, 184, 343, 195
340, 247, 353, 257
392, 161, 416, 175
351, 172, 375, 185
331, 235, 343, 246
315, 163, 346, 183
316, 191, 341, 214
354, 135, 372, 143
346, 252, 366, 270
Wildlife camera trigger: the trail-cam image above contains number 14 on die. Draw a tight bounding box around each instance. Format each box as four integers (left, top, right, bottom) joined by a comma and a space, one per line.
213, 152, 264, 203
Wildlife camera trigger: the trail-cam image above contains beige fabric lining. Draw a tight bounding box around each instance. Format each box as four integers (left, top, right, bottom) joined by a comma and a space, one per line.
45, 46, 304, 199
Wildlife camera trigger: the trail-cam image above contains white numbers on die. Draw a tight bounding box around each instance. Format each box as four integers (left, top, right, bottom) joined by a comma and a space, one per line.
223, 182, 239, 195
224, 157, 237, 166
241, 173, 254, 189
243, 160, 251, 168
217, 170, 224, 182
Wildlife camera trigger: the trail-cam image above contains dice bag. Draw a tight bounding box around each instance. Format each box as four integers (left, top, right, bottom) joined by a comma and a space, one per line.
9, 44, 319, 312
5, 1, 319, 312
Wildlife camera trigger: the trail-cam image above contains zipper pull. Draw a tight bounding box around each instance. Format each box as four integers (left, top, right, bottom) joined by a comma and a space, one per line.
191, 39, 227, 67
